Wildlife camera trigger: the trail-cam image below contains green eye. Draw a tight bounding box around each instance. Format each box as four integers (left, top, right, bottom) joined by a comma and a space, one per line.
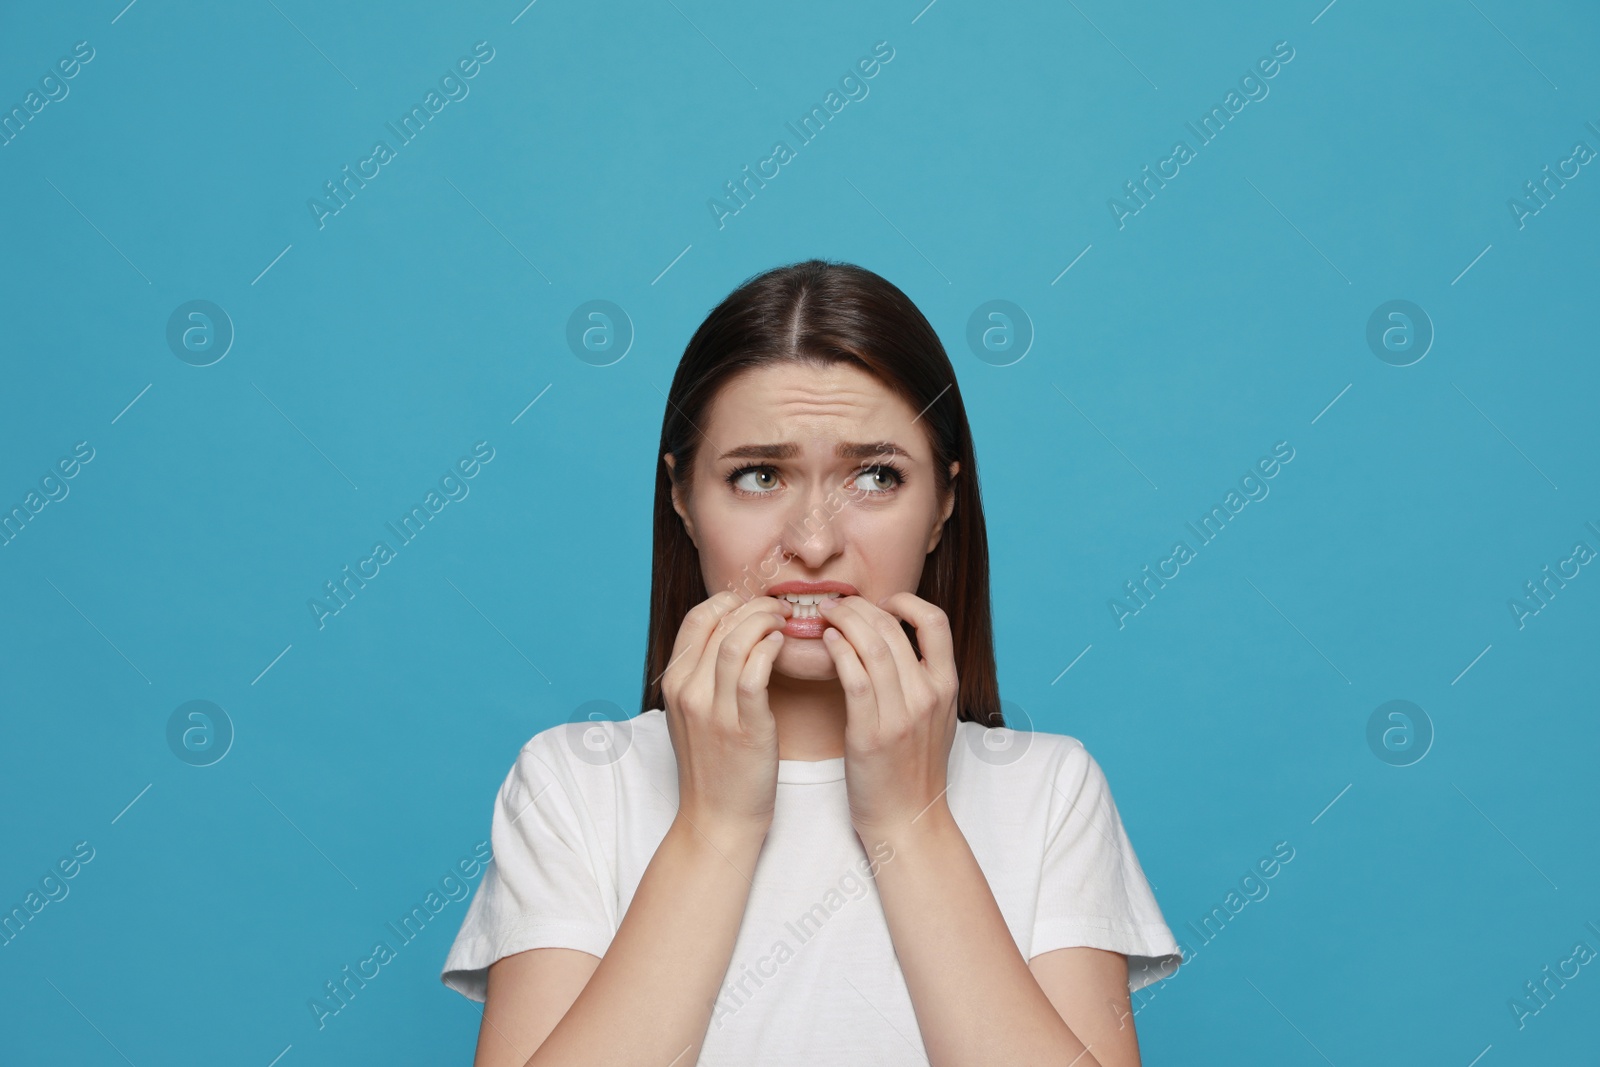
852, 465, 905, 494
727, 465, 780, 493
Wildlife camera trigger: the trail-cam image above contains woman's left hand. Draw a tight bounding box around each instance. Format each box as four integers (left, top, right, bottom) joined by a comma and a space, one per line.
816, 592, 960, 842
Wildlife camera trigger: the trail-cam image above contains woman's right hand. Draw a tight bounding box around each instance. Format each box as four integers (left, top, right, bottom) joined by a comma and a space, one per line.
660, 590, 791, 844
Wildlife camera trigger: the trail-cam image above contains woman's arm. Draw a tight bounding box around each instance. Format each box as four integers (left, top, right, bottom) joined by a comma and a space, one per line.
814, 592, 1139, 1066
474, 813, 768, 1067
865, 807, 1138, 1067
475, 591, 794, 1066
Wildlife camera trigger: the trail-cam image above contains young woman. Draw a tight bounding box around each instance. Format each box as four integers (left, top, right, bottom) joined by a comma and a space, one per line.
441, 260, 1181, 1065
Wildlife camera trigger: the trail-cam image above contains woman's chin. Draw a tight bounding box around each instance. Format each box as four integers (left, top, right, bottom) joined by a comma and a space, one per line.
772, 640, 838, 681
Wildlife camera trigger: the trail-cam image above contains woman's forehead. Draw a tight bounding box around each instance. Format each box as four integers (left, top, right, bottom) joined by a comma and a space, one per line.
705, 362, 921, 440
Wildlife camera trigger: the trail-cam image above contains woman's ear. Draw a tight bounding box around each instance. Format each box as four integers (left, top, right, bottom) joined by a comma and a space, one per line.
925, 460, 960, 554
664, 452, 697, 546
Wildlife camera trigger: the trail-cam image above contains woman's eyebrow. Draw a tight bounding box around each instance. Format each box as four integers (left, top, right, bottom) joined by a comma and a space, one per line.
715, 441, 911, 461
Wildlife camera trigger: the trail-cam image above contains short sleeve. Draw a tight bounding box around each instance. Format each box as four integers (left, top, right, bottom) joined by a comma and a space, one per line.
440, 740, 618, 1002
1030, 740, 1182, 992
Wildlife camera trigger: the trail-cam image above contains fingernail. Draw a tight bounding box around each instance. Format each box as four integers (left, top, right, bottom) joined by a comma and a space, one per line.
818, 597, 836, 611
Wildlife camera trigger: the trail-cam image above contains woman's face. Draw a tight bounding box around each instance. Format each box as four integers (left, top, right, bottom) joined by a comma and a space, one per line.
666, 360, 958, 681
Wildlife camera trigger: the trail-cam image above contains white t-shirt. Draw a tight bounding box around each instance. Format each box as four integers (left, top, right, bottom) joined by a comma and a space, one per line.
441, 709, 1181, 1063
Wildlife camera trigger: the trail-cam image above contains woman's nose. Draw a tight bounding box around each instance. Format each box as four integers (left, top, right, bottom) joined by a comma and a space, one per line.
777, 485, 844, 565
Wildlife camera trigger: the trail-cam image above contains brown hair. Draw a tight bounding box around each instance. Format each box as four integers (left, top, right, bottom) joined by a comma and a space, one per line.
640, 258, 1002, 727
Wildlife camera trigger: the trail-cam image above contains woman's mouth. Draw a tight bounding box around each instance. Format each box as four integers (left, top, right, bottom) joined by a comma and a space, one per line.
778, 592, 841, 639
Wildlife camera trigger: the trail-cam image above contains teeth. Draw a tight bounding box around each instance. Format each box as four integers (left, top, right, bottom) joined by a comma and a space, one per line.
779, 592, 843, 618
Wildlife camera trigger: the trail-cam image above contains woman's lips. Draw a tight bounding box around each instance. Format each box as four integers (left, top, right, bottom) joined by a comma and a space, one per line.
782, 614, 827, 639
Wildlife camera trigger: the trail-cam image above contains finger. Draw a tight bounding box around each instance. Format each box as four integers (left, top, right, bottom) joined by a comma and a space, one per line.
819, 597, 906, 727
712, 609, 788, 727
690, 596, 791, 711
663, 589, 744, 692
820, 623, 878, 734
878, 592, 957, 696
733, 629, 785, 731
836, 595, 925, 696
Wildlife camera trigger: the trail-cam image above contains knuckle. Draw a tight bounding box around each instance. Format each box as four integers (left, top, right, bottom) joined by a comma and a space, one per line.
844, 676, 874, 699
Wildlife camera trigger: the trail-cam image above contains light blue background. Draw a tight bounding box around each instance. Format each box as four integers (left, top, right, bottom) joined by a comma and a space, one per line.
2, 0, 1596, 1063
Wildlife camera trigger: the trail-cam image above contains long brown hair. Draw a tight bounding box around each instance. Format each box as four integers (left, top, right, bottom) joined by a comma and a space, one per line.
640, 258, 1002, 727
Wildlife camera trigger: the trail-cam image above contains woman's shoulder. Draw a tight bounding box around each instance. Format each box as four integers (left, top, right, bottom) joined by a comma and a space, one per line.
953, 718, 1097, 783
509, 707, 671, 784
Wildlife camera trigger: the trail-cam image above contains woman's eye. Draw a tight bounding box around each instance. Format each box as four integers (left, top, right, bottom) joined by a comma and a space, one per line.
731, 467, 780, 493
853, 466, 901, 494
